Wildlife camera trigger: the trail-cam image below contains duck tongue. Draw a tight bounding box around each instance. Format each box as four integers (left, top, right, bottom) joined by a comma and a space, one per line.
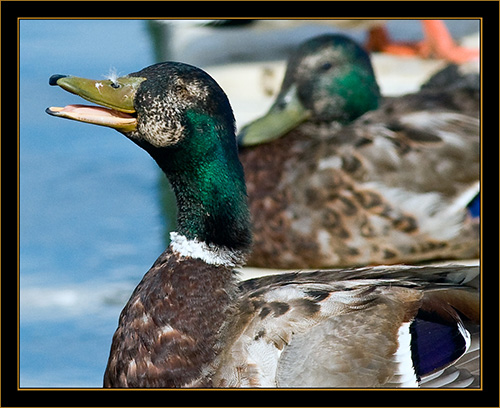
48, 104, 134, 117
46, 104, 136, 131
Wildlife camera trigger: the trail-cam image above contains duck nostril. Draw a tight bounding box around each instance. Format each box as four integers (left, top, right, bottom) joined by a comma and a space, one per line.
49, 74, 69, 86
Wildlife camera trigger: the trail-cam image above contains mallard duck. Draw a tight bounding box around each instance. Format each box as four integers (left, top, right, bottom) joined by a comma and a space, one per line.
238, 34, 480, 269
47, 62, 479, 388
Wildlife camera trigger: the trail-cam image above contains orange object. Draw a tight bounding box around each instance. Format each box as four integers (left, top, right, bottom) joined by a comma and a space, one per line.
366, 20, 479, 63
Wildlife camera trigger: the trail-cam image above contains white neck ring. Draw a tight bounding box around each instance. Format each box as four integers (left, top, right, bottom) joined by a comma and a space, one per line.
169, 232, 245, 268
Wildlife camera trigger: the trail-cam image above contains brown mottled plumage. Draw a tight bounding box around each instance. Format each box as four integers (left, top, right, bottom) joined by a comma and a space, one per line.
242, 107, 479, 269
104, 250, 237, 388
239, 36, 479, 269
105, 256, 480, 388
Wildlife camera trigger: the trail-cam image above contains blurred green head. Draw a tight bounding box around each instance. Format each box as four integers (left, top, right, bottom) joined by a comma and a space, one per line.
238, 34, 381, 146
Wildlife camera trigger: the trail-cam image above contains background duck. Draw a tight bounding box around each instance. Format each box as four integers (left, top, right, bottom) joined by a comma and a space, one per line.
238, 34, 480, 269
47, 61, 479, 388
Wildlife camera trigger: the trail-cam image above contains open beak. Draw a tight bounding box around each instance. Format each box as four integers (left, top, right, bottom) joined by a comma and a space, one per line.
46, 74, 146, 132
237, 84, 311, 147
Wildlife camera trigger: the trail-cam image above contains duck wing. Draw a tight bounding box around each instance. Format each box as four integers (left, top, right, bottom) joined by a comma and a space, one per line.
212, 265, 479, 388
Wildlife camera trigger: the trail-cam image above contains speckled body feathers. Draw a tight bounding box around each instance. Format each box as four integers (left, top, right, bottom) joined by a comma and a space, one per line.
241, 102, 479, 269
104, 249, 238, 388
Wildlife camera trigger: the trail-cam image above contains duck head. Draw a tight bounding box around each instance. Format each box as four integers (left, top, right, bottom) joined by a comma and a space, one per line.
238, 34, 381, 146
47, 63, 238, 148
47, 62, 251, 253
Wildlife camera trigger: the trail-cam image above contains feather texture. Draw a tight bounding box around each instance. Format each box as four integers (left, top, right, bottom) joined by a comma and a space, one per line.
239, 35, 479, 269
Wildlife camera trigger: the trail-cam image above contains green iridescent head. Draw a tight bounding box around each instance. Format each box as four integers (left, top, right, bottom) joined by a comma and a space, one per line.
47, 62, 251, 252
238, 34, 381, 146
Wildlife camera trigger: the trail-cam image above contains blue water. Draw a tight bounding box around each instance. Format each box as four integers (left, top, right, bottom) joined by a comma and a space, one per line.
19, 19, 163, 387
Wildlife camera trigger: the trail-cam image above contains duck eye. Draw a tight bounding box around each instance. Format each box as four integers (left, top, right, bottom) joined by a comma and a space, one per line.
110, 82, 121, 89
319, 62, 333, 71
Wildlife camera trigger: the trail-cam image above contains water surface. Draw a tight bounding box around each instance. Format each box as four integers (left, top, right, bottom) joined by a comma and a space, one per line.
20, 19, 161, 387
